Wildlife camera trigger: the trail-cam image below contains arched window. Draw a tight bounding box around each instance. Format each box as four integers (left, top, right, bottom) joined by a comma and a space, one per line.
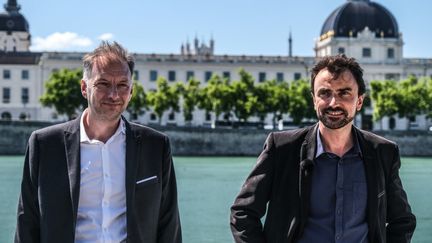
389, 117, 396, 130
1, 111, 12, 120
168, 112, 175, 121
19, 113, 27, 120
150, 113, 157, 121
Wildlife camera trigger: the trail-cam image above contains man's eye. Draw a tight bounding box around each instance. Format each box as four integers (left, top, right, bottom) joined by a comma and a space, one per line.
318, 91, 331, 98
96, 83, 109, 88
340, 91, 350, 97
117, 83, 130, 90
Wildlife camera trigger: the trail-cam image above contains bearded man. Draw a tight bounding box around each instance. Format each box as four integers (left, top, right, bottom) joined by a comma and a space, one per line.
230, 54, 415, 243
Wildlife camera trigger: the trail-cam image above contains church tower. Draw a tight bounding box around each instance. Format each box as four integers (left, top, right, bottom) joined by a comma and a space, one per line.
0, 0, 30, 52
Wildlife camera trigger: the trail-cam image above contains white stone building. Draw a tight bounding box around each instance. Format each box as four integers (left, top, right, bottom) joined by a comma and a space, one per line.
0, 0, 431, 130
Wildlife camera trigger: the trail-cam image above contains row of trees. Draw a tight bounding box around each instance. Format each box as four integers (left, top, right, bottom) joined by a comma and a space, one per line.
40, 69, 432, 126
40, 68, 315, 125
370, 76, 432, 121
173, 69, 315, 125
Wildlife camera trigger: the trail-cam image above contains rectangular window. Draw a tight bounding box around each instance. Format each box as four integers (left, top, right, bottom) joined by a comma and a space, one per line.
223, 71, 231, 81
133, 70, 139, 80
168, 71, 176, 82
362, 48, 371, 58
21, 70, 29, 80
149, 70, 158, 82
294, 72, 302, 80
205, 71, 213, 82
259, 72, 266, 82
186, 71, 194, 81
3, 87, 10, 103
387, 48, 395, 59
3, 70, 10, 79
276, 72, 284, 82
384, 73, 400, 80
21, 87, 29, 104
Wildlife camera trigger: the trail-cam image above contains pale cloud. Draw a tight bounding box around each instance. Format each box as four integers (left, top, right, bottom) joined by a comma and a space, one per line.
98, 33, 114, 41
30, 32, 93, 51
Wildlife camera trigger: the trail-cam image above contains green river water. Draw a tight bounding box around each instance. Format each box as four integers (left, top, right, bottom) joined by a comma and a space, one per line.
1, 156, 430, 242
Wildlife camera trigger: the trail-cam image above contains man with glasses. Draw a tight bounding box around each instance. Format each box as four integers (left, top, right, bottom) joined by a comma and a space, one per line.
15, 41, 181, 243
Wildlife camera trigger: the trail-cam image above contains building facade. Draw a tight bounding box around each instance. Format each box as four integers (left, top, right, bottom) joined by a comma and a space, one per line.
0, 0, 431, 130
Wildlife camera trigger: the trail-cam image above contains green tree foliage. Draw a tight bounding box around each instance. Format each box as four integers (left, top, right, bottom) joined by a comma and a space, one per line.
370, 77, 431, 121
177, 78, 201, 123
127, 80, 148, 120
397, 76, 429, 118
427, 78, 432, 118
39, 68, 87, 120
198, 74, 232, 121
256, 79, 290, 125
289, 79, 315, 125
147, 77, 180, 124
253, 81, 270, 122
231, 69, 257, 122
370, 80, 399, 121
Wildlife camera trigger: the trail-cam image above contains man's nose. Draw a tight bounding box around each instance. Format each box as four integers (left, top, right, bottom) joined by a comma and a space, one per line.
328, 94, 339, 106
107, 85, 120, 98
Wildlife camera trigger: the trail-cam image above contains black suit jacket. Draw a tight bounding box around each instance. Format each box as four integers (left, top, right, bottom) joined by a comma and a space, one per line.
15, 117, 181, 243
230, 124, 416, 243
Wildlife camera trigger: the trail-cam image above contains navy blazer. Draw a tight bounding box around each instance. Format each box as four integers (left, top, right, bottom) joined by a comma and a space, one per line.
230, 124, 416, 243
15, 117, 181, 243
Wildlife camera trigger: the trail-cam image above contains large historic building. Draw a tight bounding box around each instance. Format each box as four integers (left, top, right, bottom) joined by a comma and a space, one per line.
0, 0, 431, 130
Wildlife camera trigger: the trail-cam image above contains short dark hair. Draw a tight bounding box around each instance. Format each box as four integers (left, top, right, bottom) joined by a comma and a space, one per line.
310, 54, 365, 95
82, 41, 135, 81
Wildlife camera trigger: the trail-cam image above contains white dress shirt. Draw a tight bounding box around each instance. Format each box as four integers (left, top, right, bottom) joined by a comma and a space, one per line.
75, 112, 127, 243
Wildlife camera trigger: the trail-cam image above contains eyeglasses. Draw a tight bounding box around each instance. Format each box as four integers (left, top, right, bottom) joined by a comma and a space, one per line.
93, 81, 131, 94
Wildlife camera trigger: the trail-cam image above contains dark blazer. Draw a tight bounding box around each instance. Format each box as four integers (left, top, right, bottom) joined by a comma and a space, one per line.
15, 117, 181, 243
230, 124, 416, 243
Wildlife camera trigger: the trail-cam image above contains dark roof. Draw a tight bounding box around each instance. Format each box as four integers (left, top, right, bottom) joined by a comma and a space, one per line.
320, 0, 399, 39
0, 52, 41, 64
0, 0, 28, 32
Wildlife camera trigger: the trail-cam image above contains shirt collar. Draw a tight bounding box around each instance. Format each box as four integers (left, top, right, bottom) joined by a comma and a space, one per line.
80, 109, 126, 143
315, 126, 362, 158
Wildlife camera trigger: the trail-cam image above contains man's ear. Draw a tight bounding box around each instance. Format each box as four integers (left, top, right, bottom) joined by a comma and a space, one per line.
128, 86, 134, 102
356, 94, 365, 111
81, 79, 88, 99
311, 91, 317, 110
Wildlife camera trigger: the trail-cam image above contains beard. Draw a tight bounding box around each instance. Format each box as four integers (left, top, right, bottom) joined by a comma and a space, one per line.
317, 107, 355, 129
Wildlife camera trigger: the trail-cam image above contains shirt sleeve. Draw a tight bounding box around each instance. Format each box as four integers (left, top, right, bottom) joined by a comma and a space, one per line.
230, 132, 276, 243
385, 144, 416, 243
15, 132, 41, 243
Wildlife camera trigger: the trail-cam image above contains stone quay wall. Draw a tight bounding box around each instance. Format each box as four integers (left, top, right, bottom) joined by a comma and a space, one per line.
1, 121, 431, 157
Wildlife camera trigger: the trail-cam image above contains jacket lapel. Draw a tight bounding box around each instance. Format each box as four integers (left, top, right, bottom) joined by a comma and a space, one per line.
355, 128, 379, 241
298, 124, 318, 232
124, 119, 141, 241
63, 118, 81, 229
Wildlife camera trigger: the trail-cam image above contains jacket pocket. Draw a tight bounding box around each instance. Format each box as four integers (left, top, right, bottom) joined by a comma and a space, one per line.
136, 175, 159, 189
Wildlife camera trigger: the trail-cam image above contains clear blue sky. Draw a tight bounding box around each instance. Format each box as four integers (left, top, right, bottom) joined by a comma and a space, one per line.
15, 0, 432, 58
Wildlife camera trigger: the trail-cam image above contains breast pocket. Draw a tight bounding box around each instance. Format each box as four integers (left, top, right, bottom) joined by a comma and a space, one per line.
135, 175, 159, 189
353, 182, 367, 215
